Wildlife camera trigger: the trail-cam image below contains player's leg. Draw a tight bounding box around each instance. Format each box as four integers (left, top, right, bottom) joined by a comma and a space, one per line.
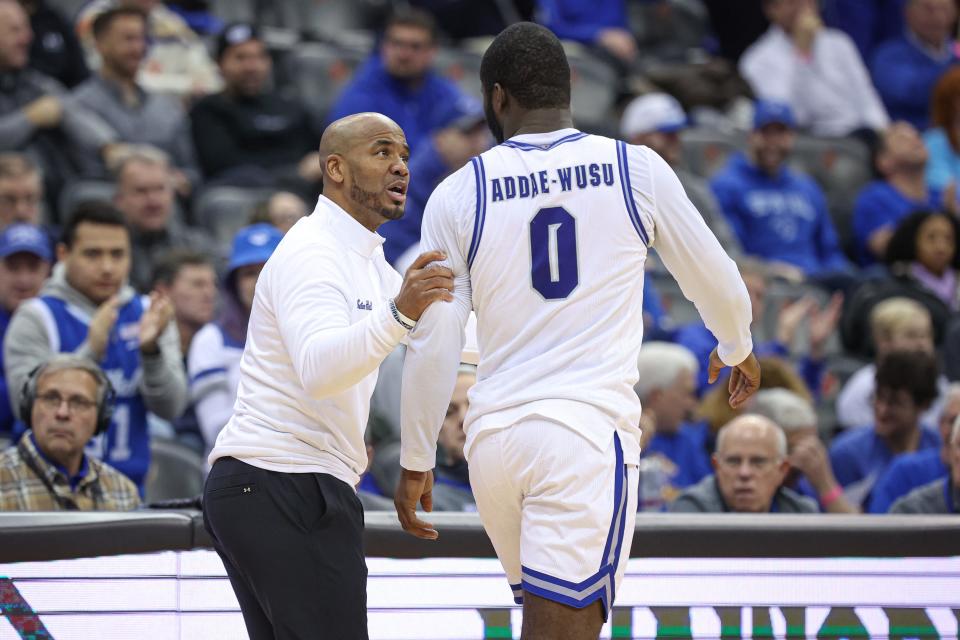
468, 429, 525, 605
520, 464, 641, 640
506, 419, 638, 640
203, 458, 369, 640
521, 593, 605, 639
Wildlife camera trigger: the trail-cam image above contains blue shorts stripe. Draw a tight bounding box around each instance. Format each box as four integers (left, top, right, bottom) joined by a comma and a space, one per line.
520, 578, 608, 611
466, 157, 485, 268
521, 564, 609, 592
609, 439, 629, 605
616, 141, 651, 245
601, 432, 626, 565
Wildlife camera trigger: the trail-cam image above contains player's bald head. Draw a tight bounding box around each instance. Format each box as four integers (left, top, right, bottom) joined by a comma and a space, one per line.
319, 113, 406, 170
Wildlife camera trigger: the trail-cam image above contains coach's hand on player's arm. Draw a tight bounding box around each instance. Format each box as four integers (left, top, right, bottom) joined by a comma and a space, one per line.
394, 251, 455, 321
395, 468, 439, 540
707, 348, 761, 409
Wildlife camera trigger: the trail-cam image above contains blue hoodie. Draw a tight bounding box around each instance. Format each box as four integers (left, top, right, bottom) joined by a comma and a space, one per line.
871, 34, 958, 131
328, 55, 477, 263
710, 153, 850, 276
328, 55, 476, 156
535, 0, 628, 45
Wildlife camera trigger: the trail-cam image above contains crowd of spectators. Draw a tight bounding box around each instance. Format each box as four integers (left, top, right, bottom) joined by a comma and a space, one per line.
0, 0, 958, 517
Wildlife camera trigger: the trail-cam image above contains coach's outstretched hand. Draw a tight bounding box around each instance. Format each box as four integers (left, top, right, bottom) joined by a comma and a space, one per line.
395, 468, 439, 540
707, 349, 762, 409
395, 251, 455, 321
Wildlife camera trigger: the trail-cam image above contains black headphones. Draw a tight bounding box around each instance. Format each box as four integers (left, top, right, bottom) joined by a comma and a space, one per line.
19, 358, 116, 435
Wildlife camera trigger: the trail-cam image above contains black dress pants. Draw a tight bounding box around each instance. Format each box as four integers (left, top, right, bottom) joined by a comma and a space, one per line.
203, 457, 368, 640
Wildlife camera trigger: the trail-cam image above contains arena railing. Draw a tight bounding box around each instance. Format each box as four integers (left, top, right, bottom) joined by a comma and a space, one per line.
1, 511, 958, 563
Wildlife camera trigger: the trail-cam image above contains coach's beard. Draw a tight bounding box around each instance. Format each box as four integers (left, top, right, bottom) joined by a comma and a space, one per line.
350, 182, 404, 221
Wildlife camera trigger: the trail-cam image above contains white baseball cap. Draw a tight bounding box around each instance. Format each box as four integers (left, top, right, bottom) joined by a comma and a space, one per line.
620, 93, 688, 137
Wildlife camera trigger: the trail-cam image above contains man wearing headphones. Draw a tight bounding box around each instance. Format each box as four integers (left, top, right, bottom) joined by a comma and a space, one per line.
0, 354, 140, 510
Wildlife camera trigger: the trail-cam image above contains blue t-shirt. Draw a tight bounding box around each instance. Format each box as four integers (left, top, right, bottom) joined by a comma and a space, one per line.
852, 181, 941, 266
867, 447, 947, 513
37, 295, 152, 489
643, 421, 712, 488
828, 424, 941, 506
924, 127, 960, 191
710, 154, 850, 276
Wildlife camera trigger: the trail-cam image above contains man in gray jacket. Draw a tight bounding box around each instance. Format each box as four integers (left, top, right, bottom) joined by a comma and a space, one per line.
3, 201, 186, 490
0, 0, 115, 208
670, 414, 818, 513
890, 415, 960, 514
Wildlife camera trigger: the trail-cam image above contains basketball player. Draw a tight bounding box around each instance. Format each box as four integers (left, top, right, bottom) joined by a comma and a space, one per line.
394, 23, 761, 639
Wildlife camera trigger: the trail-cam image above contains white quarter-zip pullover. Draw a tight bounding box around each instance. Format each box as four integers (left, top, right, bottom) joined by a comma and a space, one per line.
209, 195, 407, 487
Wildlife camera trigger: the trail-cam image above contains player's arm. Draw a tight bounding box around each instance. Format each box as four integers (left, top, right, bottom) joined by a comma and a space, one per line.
639, 147, 760, 407
396, 172, 474, 540
274, 250, 449, 400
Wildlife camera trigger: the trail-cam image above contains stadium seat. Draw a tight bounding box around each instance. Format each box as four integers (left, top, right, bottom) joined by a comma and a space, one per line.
679, 127, 745, 178
629, 0, 710, 62
57, 179, 115, 223
434, 47, 484, 100
286, 41, 368, 121
648, 270, 700, 330
194, 185, 274, 247
368, 439, 403, 500
566, 50, 619, 133
840, 276, 952, 359
790, 136, 872, 256
144, 438, 205, 503
46, 0, 88, 19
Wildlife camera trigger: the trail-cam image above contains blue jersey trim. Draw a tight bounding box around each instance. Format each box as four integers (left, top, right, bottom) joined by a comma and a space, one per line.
513, 433, 627, 620
216, 324, 245, 350
467, 156, 487, 269
502, 131, 588, 152
616, 141, 650, 246
190, 366, 227, 384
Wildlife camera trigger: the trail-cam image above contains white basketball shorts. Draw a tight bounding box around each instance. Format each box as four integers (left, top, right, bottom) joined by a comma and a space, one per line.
467, 417, 639, 620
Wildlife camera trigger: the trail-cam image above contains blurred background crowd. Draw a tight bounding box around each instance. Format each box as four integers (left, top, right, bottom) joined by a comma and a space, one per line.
0, 0, 959, 517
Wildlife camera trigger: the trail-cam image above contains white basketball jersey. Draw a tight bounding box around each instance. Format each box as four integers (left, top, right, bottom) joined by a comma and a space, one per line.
400, 128, 753, 471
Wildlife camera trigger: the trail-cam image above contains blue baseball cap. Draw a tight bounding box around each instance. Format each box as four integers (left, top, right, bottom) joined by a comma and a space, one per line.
0, 224, 52, 261
226, 224, 282, 274
753, 99, 796, 130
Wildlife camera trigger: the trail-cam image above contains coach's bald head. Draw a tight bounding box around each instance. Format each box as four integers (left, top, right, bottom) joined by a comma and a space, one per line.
318, 113, 410, 232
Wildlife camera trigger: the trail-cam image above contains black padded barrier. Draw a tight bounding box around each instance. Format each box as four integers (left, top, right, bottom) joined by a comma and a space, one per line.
1, 512, 958, 563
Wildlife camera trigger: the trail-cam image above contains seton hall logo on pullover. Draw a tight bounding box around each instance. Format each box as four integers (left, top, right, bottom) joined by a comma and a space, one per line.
357, 299, 373, 310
